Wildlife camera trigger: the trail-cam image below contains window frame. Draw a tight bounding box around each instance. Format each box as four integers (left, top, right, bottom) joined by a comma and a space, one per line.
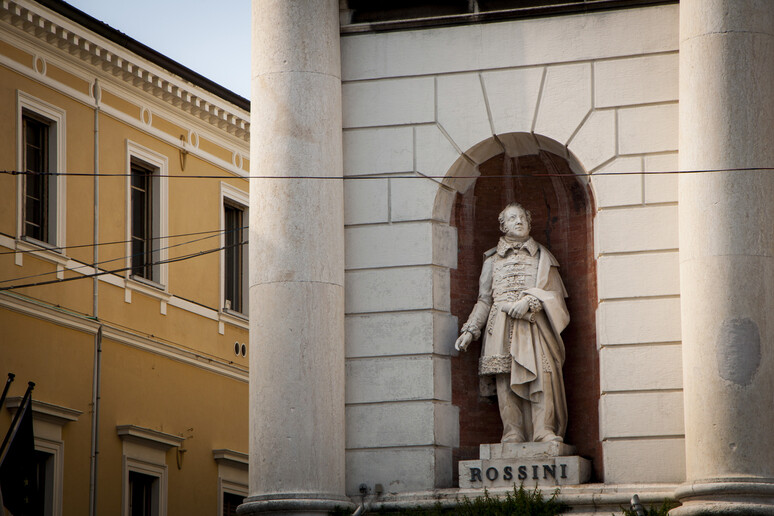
16, 91, 66, 251
125, 141, 168, 289
123, 458, 165, 516
213, 449, 248, 516
218, 480, 247, 516
33, 442, 59, 516
220, 183, 248, 317
4, 397, 80, 516
117, 425, 182, 516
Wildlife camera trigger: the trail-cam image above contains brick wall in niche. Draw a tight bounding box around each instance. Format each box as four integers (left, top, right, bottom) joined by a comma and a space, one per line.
450, 151, 602, 481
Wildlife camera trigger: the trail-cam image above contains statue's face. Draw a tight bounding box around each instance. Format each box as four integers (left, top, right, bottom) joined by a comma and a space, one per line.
502, 206, 530, 239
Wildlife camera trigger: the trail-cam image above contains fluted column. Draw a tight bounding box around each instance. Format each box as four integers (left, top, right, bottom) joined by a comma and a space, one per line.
241, 1, 349, 514
676, 1, 774, 513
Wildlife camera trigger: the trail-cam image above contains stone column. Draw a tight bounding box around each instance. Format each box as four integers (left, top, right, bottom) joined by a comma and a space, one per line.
676, 1, 774, 513
241, 1, 349, 514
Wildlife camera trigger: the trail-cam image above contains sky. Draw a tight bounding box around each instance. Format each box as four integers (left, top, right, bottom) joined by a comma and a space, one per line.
66, 0, 251, 99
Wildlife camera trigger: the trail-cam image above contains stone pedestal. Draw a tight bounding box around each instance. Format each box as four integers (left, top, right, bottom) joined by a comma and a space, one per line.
459, 443, 591, 489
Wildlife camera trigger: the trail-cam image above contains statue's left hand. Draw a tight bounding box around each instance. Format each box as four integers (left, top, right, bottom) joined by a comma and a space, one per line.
506, 299, 530, 319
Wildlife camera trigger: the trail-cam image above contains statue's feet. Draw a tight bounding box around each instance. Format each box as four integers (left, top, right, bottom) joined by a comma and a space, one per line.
501, 432, 526, 443
536, 434, 563, 443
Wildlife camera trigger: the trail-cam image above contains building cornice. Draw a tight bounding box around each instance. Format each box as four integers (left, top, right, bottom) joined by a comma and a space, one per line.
117, 424, 185, 449
0, 291, 249, 382
212, 448, 249, 470
0, 0, 250, 141
5, 396, 82, 426
34, 0, 248, 111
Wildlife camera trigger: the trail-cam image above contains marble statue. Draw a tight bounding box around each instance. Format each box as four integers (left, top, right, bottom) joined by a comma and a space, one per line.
455, 202, 570, 443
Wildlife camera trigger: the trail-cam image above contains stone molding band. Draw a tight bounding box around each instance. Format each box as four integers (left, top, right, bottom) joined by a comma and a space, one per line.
673, 480, 774, 515
236, 495, 355, 515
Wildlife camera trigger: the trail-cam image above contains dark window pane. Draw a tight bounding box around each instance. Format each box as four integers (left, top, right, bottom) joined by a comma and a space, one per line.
223, 492, 244, 516
131, 238, 146, 277
131, 190, 146, 239
23, 115, 50, 242
34, 450, 52, 515
26, 145, 42, 173
131, 162, 154, 280
129, 471, 155, 516
224, 204, 244, 312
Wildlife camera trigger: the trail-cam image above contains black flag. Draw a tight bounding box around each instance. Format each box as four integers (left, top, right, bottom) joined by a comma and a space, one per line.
0, 385, 41, 516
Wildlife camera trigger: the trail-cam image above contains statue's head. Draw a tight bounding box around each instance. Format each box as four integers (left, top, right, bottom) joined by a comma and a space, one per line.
498, 203, 532, 240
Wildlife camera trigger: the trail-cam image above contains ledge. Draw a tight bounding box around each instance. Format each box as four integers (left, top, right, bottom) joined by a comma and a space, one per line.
125, 277, 171, 302
213, 448, 248, 470
116, 424, 184, 449
5, 397, 82, 426
363, 483, 679, 514
16, 239, 70, 267
219, 310, 249, 329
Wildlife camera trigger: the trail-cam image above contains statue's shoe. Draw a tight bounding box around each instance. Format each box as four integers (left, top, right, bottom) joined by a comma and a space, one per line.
501, 433, 526, 443
535, 433, 563, 443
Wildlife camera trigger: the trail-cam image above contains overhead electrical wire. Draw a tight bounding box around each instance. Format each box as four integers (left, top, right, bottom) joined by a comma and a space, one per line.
0, 229, 245, 286
0, 239, 245, 292
4, 163, 773, 290
0, 225, 246, 256
3, 166, 774, 179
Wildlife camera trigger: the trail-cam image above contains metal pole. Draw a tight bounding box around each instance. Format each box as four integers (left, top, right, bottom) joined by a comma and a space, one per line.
0, 373, 15, 411
0, 381, 34, 465
88, 80, 101, 516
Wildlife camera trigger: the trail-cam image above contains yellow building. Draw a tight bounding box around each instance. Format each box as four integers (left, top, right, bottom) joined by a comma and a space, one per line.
0, 1, 251, 514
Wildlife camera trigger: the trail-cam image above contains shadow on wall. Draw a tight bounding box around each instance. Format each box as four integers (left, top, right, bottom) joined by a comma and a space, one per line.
442, 133, 600, 483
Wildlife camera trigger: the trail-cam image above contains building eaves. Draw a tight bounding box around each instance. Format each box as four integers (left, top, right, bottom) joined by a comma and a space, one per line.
2, 0, 250, 141
33, 0, 249, 111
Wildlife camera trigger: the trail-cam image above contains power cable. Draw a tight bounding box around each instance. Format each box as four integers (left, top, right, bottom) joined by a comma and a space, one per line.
4, 166, 774, 179
0, 225, 246, 256
0, 230, 245, 285
0, 240, 245, 292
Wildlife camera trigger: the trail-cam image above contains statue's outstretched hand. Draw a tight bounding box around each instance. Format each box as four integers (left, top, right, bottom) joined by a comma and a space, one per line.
455, 332, 473, 351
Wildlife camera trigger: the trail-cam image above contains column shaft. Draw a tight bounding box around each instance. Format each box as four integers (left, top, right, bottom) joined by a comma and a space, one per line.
242, 1, 348, 514
677, 1, 774, 513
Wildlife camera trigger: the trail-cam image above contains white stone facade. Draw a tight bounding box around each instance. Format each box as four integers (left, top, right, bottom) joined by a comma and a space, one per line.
340, 4, 683, 493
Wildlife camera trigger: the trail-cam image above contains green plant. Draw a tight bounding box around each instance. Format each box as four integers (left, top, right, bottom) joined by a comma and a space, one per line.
388, 485, 568, 515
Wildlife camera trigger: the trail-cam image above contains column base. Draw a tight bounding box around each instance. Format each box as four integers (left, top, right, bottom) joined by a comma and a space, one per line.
237, 494, 355, 516
672, 480, 774, 515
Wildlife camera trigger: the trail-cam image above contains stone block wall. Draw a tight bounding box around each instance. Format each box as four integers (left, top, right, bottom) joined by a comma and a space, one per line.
341, 3, 683, 493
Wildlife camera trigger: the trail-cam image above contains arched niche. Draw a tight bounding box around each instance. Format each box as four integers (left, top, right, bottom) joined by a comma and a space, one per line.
436, 132, 601, 481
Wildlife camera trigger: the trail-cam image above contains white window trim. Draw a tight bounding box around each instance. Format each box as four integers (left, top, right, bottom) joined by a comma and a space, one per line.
219, 182, 248, 319
16, 90, 67, 253
123, 456, 167, 516
218, 479, 247, 516
5, 397, 81, 516
117, 425, 182, 516
213, 449, 248, 516
35, 437, 64, 516
125, 140, 169, 290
